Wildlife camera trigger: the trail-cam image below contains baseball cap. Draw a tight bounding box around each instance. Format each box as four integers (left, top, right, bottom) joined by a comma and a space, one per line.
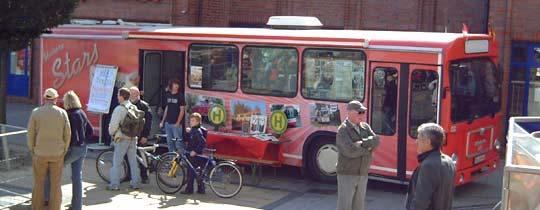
43, 88, 59, 100
347, 100, 367, 112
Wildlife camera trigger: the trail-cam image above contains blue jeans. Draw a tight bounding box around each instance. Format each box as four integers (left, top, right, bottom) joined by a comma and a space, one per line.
44, 145, 87, 210
165, 122, 184, 153
109, 139, 140, 188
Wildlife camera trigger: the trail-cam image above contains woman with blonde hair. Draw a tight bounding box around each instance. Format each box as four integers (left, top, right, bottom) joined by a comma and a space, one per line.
45, 90, 93, 210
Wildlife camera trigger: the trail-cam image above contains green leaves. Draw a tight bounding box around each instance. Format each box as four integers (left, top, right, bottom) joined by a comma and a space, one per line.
0, 0, 79, 50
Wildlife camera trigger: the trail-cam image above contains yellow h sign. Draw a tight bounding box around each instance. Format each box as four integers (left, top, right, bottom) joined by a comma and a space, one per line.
209, 105, 226, 125
270, 111, 287, 134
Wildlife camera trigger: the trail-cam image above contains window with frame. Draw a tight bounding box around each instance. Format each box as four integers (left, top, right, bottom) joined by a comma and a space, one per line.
370, 67, 398, 135
189, 44, 239, 92
241, 46, 298, 97
450, 58, 501, 122
409, 70, 439, 138
302, 49, 366, 102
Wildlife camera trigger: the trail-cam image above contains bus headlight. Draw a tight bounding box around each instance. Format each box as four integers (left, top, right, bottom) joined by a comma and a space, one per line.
451, 153, 458, 166
494, 139, 502, 151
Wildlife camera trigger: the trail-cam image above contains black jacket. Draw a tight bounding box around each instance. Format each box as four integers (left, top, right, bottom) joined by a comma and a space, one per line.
132, 99, 152, 139
67, 108, 94, 146
406, 149, 456, 210
186, 126, 207, 154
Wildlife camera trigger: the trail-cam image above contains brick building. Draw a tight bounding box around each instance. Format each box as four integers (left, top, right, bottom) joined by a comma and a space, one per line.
490, 0, 540, 117
72, 0, 489, 33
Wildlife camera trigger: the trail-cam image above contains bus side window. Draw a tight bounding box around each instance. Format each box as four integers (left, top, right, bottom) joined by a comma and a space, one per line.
371, 67, 398, 135
302, 49, 366, 102
241, 46, 298, 97
189, 44, 239, 92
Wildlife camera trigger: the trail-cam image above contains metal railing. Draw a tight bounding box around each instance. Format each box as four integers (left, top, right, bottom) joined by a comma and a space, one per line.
0, 124, 28, 170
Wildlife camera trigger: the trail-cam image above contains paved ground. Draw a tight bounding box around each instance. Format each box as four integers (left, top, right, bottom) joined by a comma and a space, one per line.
0, 102, 503, 210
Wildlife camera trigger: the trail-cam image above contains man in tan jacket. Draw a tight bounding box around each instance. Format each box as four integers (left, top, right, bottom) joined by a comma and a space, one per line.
27, 88, 71, 210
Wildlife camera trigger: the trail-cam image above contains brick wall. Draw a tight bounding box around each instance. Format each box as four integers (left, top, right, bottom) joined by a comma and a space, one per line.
170, 0, 200, 26
510, 0, 540, 41
435, 0, 487, 33
201, 0, 231, 26
229, 0, 279, 26
73, 0, 172, 23
72, 0, 489, 32
361, 0, 419, 31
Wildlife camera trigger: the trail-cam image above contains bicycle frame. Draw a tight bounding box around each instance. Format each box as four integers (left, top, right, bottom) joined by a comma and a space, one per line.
169, 152, 215, 181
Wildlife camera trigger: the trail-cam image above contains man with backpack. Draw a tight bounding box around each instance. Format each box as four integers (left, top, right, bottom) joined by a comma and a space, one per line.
127, 86, 153, 184
108, 87, 145, 191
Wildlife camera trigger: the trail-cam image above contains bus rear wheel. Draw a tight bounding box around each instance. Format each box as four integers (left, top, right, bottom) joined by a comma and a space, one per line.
308, 138, 338, 182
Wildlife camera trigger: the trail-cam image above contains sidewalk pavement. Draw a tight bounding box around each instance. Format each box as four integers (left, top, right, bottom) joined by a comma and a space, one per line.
3, 152, 291, 210
0, 102, 504, 210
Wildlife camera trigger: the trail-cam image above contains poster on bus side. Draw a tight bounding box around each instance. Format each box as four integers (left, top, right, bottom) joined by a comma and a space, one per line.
270, 104, 301, 128
231, 99, 266, 132
309, 103, 341, 127
185, 93, 225, 129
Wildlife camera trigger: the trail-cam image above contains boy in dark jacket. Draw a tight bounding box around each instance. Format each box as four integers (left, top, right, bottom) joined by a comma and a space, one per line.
181, 112, 207, 194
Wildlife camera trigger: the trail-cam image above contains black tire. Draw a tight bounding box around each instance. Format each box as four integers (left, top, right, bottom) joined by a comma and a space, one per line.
307, 138, 338, 182
209, 162, 243, 198
96, 150, 128, 183
156, 155, 186, 194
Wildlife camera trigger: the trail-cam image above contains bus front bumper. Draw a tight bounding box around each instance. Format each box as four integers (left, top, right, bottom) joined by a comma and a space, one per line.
455, 154, 499, 186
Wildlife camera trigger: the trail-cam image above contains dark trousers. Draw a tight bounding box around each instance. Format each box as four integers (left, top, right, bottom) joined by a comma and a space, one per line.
101, 114, 112, 146
185, 155, 206, 192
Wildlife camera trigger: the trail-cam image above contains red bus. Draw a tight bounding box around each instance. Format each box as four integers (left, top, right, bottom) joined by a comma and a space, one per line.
38, 17, 503, 185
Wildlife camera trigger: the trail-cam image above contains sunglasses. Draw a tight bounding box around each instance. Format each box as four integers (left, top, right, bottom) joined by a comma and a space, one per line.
358, 111, 366, 114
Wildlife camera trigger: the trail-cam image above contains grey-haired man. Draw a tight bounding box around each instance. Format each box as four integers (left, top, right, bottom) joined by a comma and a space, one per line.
406, 123, 455, 210
336, 100, 380, 210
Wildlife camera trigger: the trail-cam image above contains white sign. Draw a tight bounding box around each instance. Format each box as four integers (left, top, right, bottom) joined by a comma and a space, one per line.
87, 65, 118, 114
465, 40, 489, 54
249, 115, 267, 134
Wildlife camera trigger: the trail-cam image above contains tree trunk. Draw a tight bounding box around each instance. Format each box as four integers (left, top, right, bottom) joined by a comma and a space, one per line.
0, 49, 8, 124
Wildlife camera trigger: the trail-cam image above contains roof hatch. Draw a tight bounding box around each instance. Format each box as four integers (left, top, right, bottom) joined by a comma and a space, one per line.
266, 16, 323, 29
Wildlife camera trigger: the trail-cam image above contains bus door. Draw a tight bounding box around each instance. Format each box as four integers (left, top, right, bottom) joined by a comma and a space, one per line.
139, 50, 185, 136
405, 65, 440, 179
368, 62, 401, 178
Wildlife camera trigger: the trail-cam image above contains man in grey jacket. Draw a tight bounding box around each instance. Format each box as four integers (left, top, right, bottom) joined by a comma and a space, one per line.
406, 123, 456, 210
336, 100, 380, 210
107, 87, 141, 190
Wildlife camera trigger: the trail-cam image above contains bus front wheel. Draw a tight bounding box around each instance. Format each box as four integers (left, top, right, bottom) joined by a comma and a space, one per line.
308, 139, 338, 182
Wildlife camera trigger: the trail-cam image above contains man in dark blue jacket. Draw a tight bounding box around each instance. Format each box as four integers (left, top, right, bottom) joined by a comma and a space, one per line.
181, 113, 207, 194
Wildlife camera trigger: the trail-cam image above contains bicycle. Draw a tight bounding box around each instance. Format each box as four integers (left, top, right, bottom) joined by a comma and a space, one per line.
155, 148, 243, 198
96, 143, 176, 183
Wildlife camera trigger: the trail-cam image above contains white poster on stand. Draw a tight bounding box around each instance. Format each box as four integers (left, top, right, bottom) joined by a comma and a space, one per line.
87, 64, 118, 114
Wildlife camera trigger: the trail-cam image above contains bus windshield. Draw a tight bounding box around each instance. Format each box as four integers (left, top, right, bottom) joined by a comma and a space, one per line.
450, 58, 501, 122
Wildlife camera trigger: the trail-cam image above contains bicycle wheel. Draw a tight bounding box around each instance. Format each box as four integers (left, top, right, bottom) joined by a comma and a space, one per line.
96, 150, 128, 183
148, 152, 177, 173
209, 161, 243, 198
156, 155, 186, 194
